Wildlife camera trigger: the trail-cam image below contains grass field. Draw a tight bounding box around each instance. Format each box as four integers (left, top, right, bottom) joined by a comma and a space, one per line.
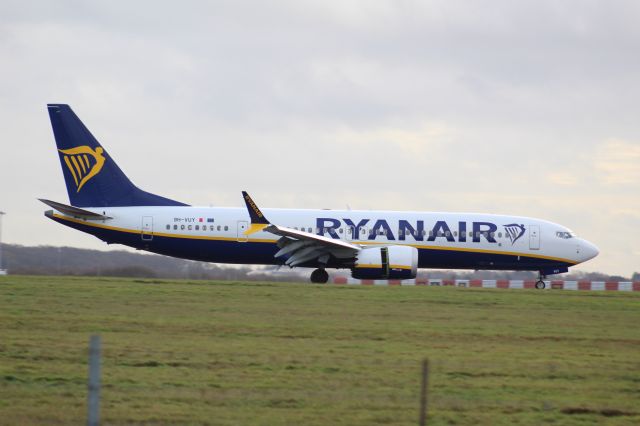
1, 276, 639, 425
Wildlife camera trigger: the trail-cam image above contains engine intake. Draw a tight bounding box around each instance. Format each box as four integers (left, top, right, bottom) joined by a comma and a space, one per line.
352, 245, 418, 280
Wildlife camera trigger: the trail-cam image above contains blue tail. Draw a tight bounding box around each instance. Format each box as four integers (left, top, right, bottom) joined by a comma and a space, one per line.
47, 104, 188, 208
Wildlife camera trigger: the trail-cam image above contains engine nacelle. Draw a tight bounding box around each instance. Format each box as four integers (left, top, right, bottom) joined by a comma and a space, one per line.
352, 245, 418, 280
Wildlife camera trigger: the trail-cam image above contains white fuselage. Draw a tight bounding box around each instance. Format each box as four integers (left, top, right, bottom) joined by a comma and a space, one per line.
49, 206, 599, 271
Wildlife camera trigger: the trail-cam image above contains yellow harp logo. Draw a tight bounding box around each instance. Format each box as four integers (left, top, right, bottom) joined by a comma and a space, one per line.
58, 146, 106, 192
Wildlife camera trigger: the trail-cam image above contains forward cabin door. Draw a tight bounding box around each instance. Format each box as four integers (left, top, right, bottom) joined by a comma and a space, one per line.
237, 220, 248, 242
529, 225, 540, 250
141, 216, 153, 241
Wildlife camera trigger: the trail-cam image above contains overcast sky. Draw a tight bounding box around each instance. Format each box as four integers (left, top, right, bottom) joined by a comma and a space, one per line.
1, 1, 639, 276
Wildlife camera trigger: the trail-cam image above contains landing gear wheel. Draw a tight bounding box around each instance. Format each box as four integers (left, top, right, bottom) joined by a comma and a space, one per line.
310, 268, 329, 284
535, 280, 546, 290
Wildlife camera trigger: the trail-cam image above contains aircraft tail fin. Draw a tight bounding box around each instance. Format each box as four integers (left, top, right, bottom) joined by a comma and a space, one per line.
47, 104, 187, 208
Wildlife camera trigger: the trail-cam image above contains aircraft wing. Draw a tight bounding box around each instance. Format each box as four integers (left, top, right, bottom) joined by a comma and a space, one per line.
242, 192, 359, 267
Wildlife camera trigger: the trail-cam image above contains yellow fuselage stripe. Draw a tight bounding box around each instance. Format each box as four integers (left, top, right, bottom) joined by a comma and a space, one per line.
355, 264, 413, 270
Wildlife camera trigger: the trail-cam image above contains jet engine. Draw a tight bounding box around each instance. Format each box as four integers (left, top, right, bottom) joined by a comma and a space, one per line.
352, 246, 418, 280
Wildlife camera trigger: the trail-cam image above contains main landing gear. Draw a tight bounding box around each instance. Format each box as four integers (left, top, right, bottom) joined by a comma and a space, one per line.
310, 268, 329, 284
535, 272, 546, 289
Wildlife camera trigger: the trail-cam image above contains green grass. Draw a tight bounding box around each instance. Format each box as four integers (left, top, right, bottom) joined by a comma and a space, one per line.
1, 276, 639, 425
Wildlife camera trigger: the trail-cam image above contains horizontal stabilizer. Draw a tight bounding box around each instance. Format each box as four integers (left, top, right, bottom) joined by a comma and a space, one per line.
39, 199, 112, 220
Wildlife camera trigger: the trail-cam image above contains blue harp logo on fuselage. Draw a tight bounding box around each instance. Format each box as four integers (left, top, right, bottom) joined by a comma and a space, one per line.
58, 146, 106, 192
503, 223, 526, 245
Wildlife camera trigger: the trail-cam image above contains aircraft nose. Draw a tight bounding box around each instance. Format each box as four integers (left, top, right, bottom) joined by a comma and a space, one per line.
580, 239, 599, 262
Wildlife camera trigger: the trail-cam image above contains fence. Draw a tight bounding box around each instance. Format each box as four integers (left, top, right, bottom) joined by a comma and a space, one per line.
332, 277, 640, 291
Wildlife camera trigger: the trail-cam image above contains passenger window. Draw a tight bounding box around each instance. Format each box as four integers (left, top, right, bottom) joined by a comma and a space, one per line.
188, 225, 192, 230
195, 225, 199, 230
217, 225, 221, 231
498, 232, 502, 238
445, 231, 451, 237
173, 225, 178, 230
166, 225, 170, 230
181, 225, 185, 230
469, 231, 473, 237
453, 231, 458, 237
490, 232, 495, 238
224, 226, 229, 231
339, 228, 343, 234
210, 225, 214, 231
429, 231, 434, 237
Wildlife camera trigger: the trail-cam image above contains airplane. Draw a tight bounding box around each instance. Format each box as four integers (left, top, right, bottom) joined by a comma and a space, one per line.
41, 104, 599, 288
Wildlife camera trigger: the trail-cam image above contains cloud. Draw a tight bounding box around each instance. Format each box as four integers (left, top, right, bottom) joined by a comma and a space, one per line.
334, 121, 453, 158
546, 172, 578, 186
1, 1, 640, 277
595, 139, 640, 185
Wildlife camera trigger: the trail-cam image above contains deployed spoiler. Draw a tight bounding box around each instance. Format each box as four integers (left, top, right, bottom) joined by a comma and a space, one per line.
39, 199, 112, 220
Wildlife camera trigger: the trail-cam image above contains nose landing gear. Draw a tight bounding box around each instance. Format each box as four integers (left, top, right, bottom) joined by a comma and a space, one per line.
310, 268, 329, 284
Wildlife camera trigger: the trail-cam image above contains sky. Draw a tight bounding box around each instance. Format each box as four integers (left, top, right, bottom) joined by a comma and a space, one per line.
1, 1, 639, 277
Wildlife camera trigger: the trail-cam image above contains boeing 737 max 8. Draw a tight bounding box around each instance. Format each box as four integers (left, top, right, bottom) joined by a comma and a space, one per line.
41, 104, 599, 287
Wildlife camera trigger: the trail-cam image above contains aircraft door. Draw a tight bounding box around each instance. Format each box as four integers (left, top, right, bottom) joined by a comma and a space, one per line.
141, 216, 153, 241
237, 220, 248, 242
529, 225, 540, 250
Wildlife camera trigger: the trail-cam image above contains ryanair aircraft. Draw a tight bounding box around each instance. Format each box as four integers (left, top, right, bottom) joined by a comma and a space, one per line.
42, 104, 599, 287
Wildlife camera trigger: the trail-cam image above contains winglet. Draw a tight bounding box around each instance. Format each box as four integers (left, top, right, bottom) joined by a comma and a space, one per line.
242, 191, 270, 235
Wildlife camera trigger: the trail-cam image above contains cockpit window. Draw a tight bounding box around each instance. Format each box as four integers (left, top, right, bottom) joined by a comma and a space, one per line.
556, 231, 574, 239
